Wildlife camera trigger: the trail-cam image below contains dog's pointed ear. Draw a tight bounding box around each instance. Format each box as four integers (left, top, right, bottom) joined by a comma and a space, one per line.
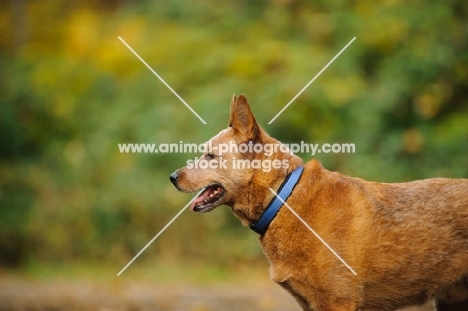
229, 94, 238, 126
229, 94, 259, 141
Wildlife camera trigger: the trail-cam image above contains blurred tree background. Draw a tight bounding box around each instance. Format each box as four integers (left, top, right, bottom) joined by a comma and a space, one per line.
0, 0, 467, 274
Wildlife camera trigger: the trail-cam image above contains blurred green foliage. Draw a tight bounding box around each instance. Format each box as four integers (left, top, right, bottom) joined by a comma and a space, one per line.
0, 0, 467, 269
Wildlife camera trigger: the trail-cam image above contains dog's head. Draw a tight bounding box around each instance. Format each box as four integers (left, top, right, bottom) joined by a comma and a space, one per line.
170, 94, 303, 225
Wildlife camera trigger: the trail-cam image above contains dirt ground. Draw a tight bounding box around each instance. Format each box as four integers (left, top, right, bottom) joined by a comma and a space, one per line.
0, 277, 301, 311
0, 278, 445, 311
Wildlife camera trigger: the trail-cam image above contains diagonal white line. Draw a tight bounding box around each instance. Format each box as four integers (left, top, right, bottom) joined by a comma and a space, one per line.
118, 36, 207, 124
117, 188, 206, 276
268, 37, 356, 124
268, 188, 357, 275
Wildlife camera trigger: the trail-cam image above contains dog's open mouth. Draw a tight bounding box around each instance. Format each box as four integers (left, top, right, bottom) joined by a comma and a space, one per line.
190, 184, 225, 213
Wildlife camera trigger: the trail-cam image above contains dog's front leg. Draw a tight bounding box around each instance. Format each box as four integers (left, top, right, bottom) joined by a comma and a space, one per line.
278, 280, 314, 311
396, 299, 436, 311
278, 280, 359, 311
322, 302, 360, 311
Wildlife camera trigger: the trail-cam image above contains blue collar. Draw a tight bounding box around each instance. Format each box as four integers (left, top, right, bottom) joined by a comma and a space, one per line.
250, 166, 304, 235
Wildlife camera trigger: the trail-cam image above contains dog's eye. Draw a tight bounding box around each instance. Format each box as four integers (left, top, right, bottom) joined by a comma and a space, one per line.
206, 153, 216, 159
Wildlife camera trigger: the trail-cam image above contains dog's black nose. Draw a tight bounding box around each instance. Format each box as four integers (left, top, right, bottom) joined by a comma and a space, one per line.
170, 171, 179, 184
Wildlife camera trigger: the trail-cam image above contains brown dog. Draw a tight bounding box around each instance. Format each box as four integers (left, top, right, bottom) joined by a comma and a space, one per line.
170, 95, 468, 311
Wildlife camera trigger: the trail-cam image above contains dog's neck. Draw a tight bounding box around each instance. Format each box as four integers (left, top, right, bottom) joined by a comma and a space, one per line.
249, 166, 305, 235
230, 134, 304, 226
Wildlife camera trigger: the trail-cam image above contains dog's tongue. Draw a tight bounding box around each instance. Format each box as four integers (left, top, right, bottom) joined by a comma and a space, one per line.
190, 188, 211, 211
